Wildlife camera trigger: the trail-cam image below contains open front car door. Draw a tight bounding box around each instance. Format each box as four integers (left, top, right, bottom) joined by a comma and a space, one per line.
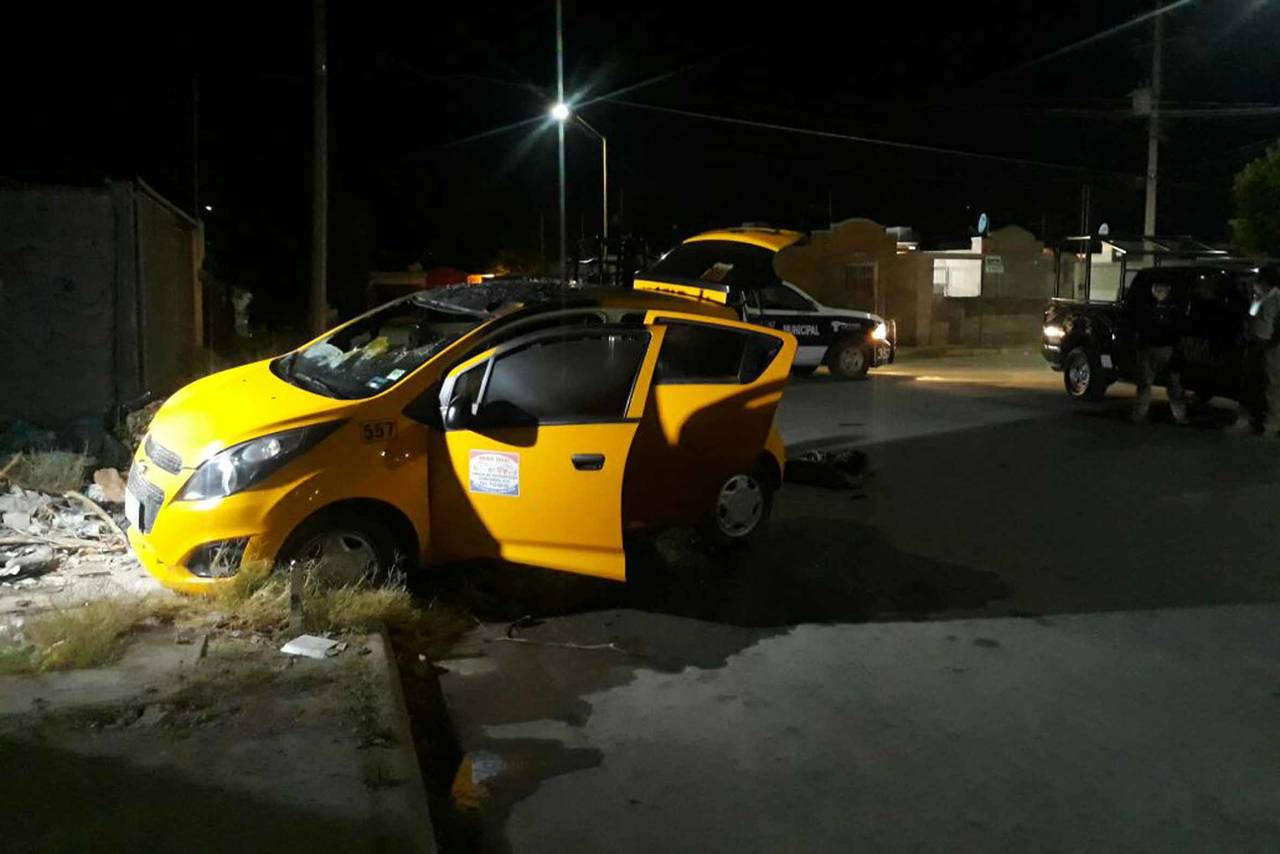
427, 324, 664, 581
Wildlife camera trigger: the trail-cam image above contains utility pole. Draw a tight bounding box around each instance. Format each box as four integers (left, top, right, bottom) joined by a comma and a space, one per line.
310, 0, 329, 335
600, 130, 608, 282
1143, 2, 1163, 237
555, 0, 567, 286
191, 77, 199, 215
1080, 184, 1092, 300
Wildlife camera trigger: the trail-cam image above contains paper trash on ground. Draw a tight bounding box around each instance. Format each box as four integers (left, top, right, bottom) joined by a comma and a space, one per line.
280, 634, 343, 659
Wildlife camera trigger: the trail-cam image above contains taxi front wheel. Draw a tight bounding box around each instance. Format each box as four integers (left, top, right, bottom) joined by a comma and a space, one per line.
278, 509, 401, 587
700, 463, 775, 549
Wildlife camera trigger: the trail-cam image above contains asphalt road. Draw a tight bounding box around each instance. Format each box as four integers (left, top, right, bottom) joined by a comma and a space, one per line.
419, 351, 1280, 853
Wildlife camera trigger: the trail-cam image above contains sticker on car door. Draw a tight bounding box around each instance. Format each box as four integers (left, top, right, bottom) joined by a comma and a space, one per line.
469, 450, 520, 497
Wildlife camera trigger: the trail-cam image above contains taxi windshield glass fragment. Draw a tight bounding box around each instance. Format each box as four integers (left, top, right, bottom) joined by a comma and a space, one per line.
275, 298, 481, 399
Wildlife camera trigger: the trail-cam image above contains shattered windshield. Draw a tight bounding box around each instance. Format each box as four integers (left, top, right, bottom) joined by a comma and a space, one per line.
273, 279, 572, 399
274, 297, 480, 399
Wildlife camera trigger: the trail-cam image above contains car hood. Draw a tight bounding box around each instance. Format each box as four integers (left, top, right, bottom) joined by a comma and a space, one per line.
812, 304, 881, 322
145, 360, 356, 469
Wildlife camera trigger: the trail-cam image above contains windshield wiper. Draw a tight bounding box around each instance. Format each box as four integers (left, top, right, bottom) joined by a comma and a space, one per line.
291, 370, 346, 399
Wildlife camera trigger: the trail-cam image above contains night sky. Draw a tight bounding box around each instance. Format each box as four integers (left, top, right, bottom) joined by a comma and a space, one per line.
4, 1, 1278, 320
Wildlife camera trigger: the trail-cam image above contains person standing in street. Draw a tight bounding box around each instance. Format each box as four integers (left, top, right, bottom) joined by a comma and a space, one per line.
1232, 264, 1280, 436
1131, 277, 1188, 424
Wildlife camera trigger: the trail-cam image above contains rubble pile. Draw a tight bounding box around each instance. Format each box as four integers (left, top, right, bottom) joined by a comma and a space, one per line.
1, 471, 130, 584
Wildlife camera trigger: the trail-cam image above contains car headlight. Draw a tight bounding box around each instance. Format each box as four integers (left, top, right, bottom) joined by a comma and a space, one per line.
871, 322, 889, 341
177, 422, 343, 501
1043, 324, 1065, 343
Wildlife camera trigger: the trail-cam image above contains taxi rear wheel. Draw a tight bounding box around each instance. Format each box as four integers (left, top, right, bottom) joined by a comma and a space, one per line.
700, 462, 775, 548
279, 509, 401, 587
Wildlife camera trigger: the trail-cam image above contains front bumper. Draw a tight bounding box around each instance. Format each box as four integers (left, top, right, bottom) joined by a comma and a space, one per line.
873, 340, 896, 367
1042, 342, 1064, 369
125, 458, 315, 594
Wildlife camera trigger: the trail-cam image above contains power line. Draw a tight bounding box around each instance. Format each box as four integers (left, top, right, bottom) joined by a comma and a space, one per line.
604, 98, 1144, 181
984, 0, 1197, 81
438, 114, 548, 148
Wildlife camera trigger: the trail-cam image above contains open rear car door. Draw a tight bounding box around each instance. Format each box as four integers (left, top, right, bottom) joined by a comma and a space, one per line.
622, 311, 796, 530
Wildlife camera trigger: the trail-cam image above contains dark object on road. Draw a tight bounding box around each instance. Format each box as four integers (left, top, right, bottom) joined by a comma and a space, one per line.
1043, 266, 1258, 404
785, 449, 869, 490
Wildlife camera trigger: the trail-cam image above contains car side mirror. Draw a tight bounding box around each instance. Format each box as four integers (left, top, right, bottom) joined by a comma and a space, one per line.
443, 392, 474, 431
403, 384, 444, 429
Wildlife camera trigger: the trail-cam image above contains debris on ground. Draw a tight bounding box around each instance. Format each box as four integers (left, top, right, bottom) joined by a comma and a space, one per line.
0, 482, 130, 584
92, 468, 127, 504
785, 449, 870, 491
281, 634, 343, 659
117, 399, 164, 450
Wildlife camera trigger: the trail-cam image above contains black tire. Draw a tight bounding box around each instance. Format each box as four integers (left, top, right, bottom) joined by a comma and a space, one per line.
790, 364, 818, 377
828, 339, 871, 380
277, 507, 403, 586
699, 461, 776, 549
1063, 345, 1107, 402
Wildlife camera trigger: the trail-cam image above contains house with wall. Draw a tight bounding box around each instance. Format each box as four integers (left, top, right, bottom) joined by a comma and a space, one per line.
774, 218, 936, 346
924, 225, 1055, 346
771, 218, 1054, 347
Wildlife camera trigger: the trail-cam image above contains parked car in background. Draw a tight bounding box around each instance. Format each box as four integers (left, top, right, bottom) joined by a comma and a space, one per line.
1042, 265, 1255, 402
126, 280, 796, 594
636, 227, 895, 378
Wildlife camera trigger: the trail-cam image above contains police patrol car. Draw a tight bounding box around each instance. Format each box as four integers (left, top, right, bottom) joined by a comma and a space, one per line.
635, 227, 895, 378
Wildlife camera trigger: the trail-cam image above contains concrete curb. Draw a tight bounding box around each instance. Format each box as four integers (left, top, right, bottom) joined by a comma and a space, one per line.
366, 626, 438, 854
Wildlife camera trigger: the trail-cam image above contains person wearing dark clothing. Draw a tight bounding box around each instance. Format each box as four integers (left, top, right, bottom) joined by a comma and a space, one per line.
1131, 279, 1187, 424
1232, 264, 1280, 435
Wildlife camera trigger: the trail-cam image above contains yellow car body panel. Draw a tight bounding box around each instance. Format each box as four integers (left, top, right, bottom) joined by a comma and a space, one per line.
126, 286, 794, 593
684, 227, 805, 253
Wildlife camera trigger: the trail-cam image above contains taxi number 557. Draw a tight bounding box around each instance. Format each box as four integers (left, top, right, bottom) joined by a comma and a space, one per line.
361, 421, 395, 442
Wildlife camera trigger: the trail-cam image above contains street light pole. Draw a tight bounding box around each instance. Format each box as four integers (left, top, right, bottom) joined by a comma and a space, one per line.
550, 105, 610, 284
555, 0, 567, 286
573, 114, 608, 282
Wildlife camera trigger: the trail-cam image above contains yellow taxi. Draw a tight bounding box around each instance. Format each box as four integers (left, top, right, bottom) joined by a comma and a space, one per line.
126, 279, 796, 593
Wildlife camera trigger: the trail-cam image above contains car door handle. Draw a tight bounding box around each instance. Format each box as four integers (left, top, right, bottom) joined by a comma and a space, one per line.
571, 453, 605, 471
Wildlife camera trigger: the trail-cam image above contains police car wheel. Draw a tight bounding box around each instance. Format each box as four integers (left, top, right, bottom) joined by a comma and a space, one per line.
829, 341, 870, 379
279, 509, 401, 587
701, 464, 775, 548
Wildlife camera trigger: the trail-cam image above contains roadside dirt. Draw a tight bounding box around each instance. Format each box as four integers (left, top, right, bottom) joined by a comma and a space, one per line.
0, 628, 428, 852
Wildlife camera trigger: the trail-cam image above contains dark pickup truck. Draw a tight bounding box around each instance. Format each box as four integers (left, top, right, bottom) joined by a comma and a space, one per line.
1041, 266, 1254, 401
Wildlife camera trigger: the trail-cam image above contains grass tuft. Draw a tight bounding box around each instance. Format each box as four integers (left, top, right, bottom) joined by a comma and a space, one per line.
1, 599, 146, 673
0, 562, 472, 676
8, 450, 90, 494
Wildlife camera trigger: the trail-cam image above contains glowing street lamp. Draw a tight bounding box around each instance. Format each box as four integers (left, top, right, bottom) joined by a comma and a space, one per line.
549, 101, 608, 280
